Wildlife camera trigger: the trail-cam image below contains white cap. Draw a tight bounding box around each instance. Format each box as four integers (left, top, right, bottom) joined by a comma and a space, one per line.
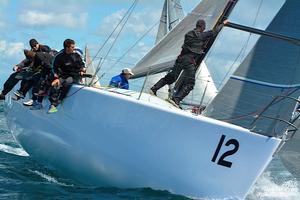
122, 68, 134, 75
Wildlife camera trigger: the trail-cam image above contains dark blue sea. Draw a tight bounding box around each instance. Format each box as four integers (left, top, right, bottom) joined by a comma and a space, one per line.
0, 102, 299, 200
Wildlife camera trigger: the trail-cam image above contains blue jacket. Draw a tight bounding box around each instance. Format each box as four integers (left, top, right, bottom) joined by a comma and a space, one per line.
109, 74, 129, 89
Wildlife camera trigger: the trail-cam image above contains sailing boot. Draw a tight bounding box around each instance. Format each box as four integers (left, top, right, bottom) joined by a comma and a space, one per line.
48, 105, 58, 114
150, 78, 167, 96
166, 98, 181, 109
172, 84, 194, 108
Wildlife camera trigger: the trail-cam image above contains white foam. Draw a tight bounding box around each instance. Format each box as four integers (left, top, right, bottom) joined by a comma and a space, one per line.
247, 172, 300, 200
0, 144, 29, 157
29, 170, 73, 187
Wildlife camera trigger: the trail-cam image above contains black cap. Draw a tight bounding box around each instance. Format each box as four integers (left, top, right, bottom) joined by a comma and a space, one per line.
29, 39, 38, 48
196, 19, 206, 29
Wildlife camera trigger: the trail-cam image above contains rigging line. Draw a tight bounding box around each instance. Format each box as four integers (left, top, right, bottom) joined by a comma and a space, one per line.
215, 0, 263, 90
91, 56, 136, 66
239, 0, 263, 60
89, 0, 138, 85
98, 20, 160, 80
87, 0, 138, 69
95, 0, 138, 72
203, 0, 239, 61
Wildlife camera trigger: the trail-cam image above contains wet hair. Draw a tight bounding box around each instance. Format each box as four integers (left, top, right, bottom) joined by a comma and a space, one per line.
63, 39, 75, 49
196, 19, 206, 29
29, 39, 38, 48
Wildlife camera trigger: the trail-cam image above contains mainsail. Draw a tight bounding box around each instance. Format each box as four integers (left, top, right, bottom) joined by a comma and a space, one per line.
155, 0, 184, 44
204, 0, 300, 137
132, 0, 233, 78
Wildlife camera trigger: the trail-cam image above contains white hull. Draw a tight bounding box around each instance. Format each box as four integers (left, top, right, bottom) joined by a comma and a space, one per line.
5, 85, 281, 199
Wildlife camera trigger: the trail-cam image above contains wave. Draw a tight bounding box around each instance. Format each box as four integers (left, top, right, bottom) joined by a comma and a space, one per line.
0, 144, 29, 157
247, 171, 300, 200
29, 170, 73, 187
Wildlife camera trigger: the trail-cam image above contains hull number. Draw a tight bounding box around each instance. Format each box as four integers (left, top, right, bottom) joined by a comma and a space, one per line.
211, 135, 239, 168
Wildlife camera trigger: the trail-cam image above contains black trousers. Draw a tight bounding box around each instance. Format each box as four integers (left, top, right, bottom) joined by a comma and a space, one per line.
49, 77, 80, 107
2, 72, 21, 95
152, 54, 197, 101
19, 72, 42, 98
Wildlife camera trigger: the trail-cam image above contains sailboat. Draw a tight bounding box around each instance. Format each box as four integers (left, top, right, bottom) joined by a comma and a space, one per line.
3, 0, 298, 199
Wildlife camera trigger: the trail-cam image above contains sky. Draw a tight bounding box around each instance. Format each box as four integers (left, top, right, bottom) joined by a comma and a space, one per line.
0, 0, 285, 89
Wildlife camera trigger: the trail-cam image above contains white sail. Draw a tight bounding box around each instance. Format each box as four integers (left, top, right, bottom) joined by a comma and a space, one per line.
183, 62, 217, 106
168, 0, 184, 30
84, 46, 100, 87
155, 0, 168, 44
155, 0, 184, 44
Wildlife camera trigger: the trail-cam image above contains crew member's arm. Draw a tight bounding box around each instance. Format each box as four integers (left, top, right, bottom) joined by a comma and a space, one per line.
76, 53, 86, 76
202, 20, 228, 39
52, 54, 60, 79
39, 45, 51, 53
14, 58, 32, 71
109, 76, 121, 88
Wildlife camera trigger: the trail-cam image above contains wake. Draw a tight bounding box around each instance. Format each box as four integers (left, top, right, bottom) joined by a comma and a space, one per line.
29, 170, 73, 187
0, 144, 29, 157
247, 171, 300, 200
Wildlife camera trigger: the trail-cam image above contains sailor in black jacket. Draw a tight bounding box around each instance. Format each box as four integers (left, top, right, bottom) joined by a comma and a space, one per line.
150, 19, 227, 107
29, 38, 51, 53
48, 39, 85, 113
53, 50, 85, 81
17, 50, 55, 109
0, 39, 51, 100
0, 39, 52, 100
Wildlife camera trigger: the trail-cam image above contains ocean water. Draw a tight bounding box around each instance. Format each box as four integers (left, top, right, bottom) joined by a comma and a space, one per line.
0, 102, 299, 200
